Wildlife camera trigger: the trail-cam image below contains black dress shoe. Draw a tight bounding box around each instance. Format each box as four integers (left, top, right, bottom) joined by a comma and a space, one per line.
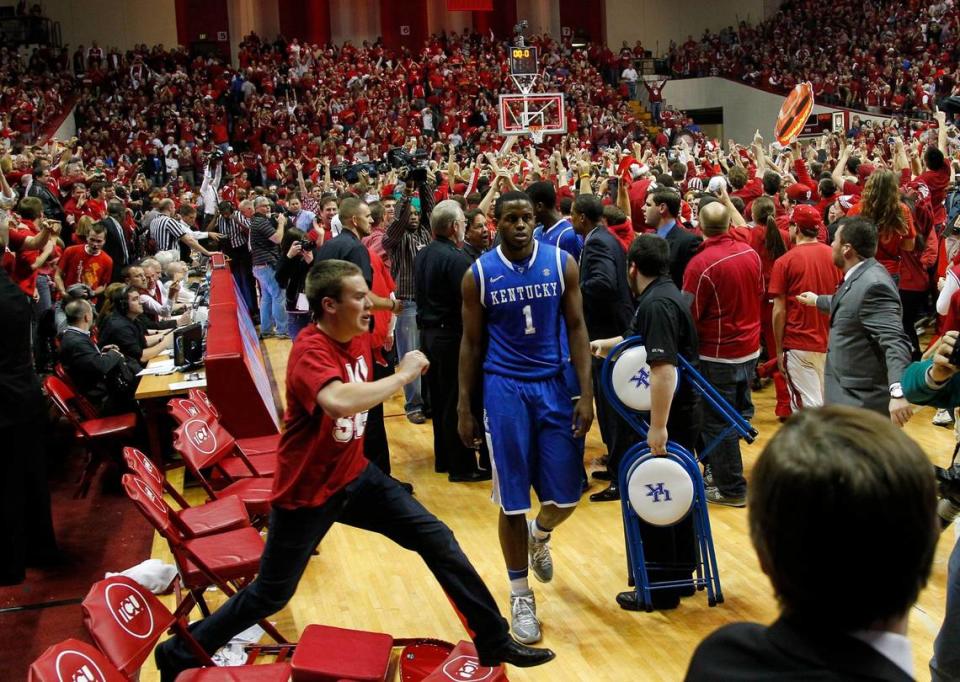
589, 483, 620, 502
392, 478, 414, 494
478, 638, 556, 668
591, 470, 612, 481
616, 589, 680, 611
449, 470, 492, 483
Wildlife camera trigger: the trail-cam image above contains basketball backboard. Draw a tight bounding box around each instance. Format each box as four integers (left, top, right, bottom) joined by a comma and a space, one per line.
498, 93, 566, 143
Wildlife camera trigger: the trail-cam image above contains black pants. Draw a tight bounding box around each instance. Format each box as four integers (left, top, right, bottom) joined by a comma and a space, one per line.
157, 464, 510, 672
422, 328, 479, 476
363, 352, 393, 475
900, 288, 928, 361
1, 419, 57, 585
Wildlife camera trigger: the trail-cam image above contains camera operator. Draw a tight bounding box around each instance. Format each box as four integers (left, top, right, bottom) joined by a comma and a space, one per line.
902, 330, 960, 680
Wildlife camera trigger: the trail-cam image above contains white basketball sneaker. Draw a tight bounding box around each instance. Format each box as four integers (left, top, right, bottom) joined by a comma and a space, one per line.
528, 520, 554, 583
510, 589, 541, 644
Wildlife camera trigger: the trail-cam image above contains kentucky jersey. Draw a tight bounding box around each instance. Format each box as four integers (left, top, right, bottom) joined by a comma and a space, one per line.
535, 217, 582, 263
473, 241, 567, 380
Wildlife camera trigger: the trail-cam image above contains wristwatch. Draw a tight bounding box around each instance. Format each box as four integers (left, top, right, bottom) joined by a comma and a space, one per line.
889, 382, 904, 399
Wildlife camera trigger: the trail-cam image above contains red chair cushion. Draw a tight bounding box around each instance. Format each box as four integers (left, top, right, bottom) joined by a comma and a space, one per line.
236, 434, 281, 456
220, 452, 278, 478
178, 495, 250, 537
79, 413, 138, 439
421, 641, 507, 681
291, 624, 393, 681
28, 638, 127, 682
180, 526, 265, 587
175, 663, 293, 681
219, 477, 274, 516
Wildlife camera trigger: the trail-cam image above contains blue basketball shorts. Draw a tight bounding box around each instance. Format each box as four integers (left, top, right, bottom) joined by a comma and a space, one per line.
483, 372, 582, 514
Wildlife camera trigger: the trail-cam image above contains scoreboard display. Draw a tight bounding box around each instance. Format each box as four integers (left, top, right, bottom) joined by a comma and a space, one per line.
510, 46, 538, 75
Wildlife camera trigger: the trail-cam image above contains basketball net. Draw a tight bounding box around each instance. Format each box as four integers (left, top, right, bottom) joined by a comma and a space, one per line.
528, 125, 544, 145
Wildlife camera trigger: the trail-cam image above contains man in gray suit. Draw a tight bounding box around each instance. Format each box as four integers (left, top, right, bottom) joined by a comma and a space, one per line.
797, 217, 913, 426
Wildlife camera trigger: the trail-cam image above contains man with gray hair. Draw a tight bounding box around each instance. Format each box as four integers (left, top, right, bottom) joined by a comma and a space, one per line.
414, 200, 489, 482
250, 195, 288, 338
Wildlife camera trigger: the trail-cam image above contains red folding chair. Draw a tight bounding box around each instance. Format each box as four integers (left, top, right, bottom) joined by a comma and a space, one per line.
167, 398, 278, 479
44, 375, 139, 498
81, 575, 292, 680
122, 447, 249, 538
172, 419, 275, 522
120, 473, 283, 639
54, 362, 99, 419
28, 638, 127, 682
188, 389, 281, 456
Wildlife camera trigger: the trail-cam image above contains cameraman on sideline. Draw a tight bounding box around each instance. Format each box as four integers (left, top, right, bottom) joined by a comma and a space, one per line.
902, 329, 960, 680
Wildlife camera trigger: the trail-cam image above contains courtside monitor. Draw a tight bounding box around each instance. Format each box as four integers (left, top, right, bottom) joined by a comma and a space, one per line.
174, 322, 204, 368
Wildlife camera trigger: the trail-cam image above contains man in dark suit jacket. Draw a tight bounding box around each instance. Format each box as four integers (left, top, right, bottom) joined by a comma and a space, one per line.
573, 193, 634, 501
798, 217, 913, 426
58, 298, 135, 415
642, 187, 701, 288
686, 406, 938, 681
100, 200, 130, 283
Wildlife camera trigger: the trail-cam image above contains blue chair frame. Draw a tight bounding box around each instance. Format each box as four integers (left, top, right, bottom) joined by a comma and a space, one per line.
600, 335, 758, 610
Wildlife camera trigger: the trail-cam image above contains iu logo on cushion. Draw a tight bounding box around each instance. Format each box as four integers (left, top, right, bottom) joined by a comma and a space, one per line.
185, 419, 217, 455
646, 482, 672, 503
56, 650, 107, 682
105, 583, 155, 639
441, 655, 494, 681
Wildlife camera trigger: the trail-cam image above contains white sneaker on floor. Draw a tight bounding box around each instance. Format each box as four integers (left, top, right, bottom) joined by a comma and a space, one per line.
510, 589, 541, 644
528, 520, 553, 583
933, 408, 955, 428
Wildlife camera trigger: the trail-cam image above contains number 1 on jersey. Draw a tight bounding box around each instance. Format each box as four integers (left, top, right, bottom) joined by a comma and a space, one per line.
522, 304, 537, 335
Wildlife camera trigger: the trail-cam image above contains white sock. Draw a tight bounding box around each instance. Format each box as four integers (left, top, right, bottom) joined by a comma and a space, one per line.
530, 519, 551, 541
510, 575, 530, 594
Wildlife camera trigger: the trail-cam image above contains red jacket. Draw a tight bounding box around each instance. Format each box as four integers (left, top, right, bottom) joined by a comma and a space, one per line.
682, 232, 764, 361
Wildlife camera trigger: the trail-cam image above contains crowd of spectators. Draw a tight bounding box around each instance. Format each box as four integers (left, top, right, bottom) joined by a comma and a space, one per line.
668, 0, 960, 117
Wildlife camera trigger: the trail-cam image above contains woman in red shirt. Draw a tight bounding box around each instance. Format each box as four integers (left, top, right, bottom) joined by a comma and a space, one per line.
848, 170, 916, 281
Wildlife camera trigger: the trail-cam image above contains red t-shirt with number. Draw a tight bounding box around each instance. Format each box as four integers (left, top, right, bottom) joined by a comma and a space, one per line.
271, 325, 371, 509
58, 244, 113, 291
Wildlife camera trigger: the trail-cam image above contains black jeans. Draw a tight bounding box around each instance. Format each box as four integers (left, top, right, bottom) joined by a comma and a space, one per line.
698, 359, 757, 498
422, 328, 480, 476
900, 288, 928, 361
158, 464, 509, 671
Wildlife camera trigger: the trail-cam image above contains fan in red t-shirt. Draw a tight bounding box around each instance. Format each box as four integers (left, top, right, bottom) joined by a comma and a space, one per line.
768, 205, 842, 412
54, 224, 113, 298
154, 259, 555, 679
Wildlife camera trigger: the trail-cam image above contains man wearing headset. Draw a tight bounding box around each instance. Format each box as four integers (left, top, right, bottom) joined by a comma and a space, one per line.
97, 285, 173, 369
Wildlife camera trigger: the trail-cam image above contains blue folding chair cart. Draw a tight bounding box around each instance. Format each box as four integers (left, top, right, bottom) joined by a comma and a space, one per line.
600, 336, 758, 611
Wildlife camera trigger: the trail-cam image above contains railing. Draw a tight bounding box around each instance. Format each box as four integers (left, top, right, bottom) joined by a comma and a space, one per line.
0, 16, 60, 47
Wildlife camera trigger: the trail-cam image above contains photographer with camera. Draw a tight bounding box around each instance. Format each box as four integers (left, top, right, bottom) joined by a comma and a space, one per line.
384, 168, 434, 424
902, 330, 960, 680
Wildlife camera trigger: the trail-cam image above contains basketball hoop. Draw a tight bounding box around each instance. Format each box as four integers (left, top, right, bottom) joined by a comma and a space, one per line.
529, 125, 544, 144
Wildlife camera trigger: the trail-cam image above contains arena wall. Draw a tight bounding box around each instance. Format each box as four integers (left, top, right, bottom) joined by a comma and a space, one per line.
42, 0, 178, 52
660, 77, 891, 144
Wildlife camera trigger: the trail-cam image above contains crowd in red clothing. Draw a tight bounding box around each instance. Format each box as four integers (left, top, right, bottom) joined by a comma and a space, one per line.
668, 0, 960, 117
63, 30, 640, 190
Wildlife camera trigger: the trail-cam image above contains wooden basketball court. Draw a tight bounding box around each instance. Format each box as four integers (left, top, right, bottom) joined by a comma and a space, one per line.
141, 338, 955, 681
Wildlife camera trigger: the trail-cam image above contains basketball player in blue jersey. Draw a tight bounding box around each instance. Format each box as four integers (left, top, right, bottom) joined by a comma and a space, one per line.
458, 190, 594, 645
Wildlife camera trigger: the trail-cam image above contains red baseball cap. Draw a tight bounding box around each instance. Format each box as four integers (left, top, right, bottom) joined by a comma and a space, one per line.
785, 183, 812, 202
792, 204, 823, 235
857, 163, 876, 180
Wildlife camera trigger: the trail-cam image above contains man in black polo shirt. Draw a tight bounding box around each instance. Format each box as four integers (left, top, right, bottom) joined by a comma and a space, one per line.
414, 200, 489, 482
315, 197, 396, 313
591, 234, 701, 611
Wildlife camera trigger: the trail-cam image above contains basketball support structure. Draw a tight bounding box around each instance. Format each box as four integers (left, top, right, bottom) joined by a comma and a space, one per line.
600, 336, 759, 611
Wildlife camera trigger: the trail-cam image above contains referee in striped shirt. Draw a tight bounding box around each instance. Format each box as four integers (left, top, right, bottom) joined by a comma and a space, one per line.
149, 198, 211, 258
217, 199, 258, 319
